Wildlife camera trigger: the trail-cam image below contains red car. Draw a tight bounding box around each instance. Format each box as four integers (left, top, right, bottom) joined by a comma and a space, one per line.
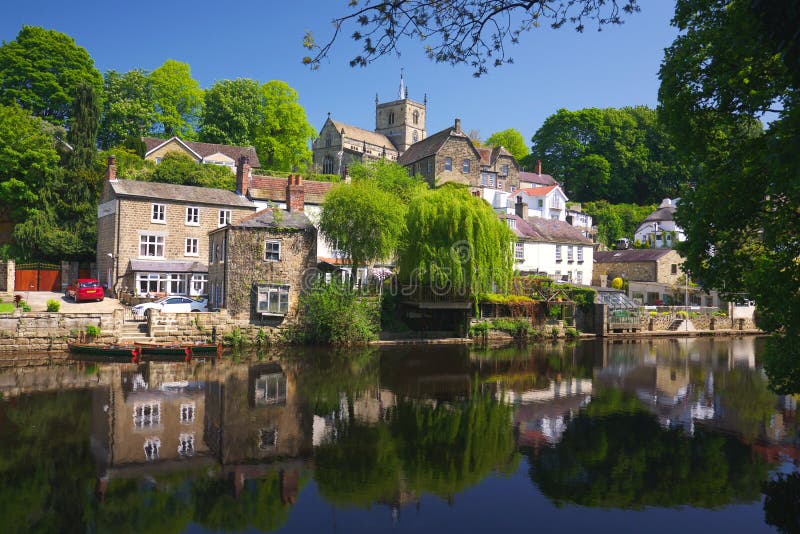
66, 278, 105, 302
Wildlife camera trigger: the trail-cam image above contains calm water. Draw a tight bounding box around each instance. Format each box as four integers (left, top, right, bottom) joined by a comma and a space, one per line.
1, 337, 798, 533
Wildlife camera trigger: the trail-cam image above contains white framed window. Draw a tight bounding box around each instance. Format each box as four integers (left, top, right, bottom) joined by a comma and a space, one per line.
255, 373, 287, 406
139, 234, 164, 258
134, 402, 161, 428
180, 403, 195, 423
537, 199, 544, 208
136, 273, 168, 295
555, 245, 562, 262
186, 206, 199, 225
444, 157, 452, 171
144, 438, 160, 461
578, 247, 584, 262
257, 284, 290, 315
178, 433, 195, 456
185, 237, 199, 256
462, 159, 470, 173
568, 246, 574, 262
218, 209, 231, 227
501, 164, 509, 176
265, 240, 281, 261
151, 203, 166, 223
507, 219, 516, 229
169, 274, 186, 295
190, 274, 207, 296
515, 241, 524, 260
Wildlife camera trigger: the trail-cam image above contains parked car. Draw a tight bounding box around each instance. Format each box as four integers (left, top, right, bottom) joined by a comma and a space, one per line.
65, 279, 105, 302
132, 296, 208, 316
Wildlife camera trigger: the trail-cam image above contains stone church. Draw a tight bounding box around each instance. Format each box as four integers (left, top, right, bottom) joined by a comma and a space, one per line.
311, 74, 427, 175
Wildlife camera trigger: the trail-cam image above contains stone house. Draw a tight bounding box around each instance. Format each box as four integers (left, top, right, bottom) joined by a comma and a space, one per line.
208, 175, 317, 322
96, 156, 256, 297
593, 249, 685, 305
501, 213, 594, 285
143, 136, 260, 174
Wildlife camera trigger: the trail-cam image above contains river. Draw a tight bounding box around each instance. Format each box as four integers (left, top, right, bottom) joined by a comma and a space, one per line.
0, 336, 796, 533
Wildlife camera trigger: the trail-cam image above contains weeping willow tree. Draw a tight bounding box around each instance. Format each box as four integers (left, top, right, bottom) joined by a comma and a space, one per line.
399, 185, 514, 293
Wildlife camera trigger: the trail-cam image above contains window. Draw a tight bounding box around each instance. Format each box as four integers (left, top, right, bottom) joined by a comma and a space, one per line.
671, 264, 678, 274
134, 402, 161, 428
510, 185, 516, 193
555, 245, 562, 262
151, 203, 166, 223
139, 234, 164, 258
501, 164, 509, 176
498, 181, 504, 190
218, 209, 231, 227
169, 274, 186, 295
413, 130, 418, 143
576, 271, 583, 284
427, 159, 433, 174
462, 159, 470, 173
186, 206, 199, 225
388, 111, 395, 125
259, 428, 278, 450
444, 157, 452, 171
178, 434, 195, 456
515, 241, 524, 260
413, 109, 419, 125
185, 237, 198, 256
507, 219, 516, 229
180, 403, 195, 423
567, 246, 574, 262
190, 274, 207, 296
257, 284, 290, 315
255, 373, 287, 405
144, 438, 160, 461
537, 199, 544, 209
578, 247, 584, 262
265, 240, 281, 261
481, 173, 488, 186
136, 273, 168, 295
322, 155, 335, 174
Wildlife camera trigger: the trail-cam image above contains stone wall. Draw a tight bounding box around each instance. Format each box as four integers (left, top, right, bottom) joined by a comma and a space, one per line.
145, 309, 273, 343
0, 310, 122, 352
434, 136, 481, 187
0, 260, 13, 296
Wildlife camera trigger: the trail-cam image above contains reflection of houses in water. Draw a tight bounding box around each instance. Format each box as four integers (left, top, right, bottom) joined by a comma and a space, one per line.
728, 337, 756, 369
312, 389, 397, 446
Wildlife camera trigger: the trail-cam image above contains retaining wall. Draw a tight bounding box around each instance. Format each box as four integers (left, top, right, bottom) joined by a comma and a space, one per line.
0, 309, 122, 352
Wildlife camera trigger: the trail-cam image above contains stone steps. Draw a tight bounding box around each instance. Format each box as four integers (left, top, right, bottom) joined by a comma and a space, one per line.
667, 319, 684, 331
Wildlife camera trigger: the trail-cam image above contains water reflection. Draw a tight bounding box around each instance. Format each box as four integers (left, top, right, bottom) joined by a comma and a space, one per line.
0, 337, 797, 533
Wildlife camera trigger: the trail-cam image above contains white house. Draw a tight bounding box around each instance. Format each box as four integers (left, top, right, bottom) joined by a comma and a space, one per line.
513, 185, 569, 221
634, 198, 686, 248
501, 214, 594, 285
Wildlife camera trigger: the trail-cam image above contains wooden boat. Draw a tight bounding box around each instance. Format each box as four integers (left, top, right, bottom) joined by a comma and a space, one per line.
68, 341, 141, 363
135, 342, 222, 361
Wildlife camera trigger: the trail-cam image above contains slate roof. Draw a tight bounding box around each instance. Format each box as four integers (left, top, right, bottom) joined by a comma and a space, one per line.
519, 171, 557, 186
110, 179, 256, 208
594, 249, 675, 263
641, 205, 676, 223
328, 119, 396, 151
143, 137, 261, 168
228, 207, 315, 231
476, 146, 514, 166
501, 214, 591, 245
248, 175, 335, 205
129, 259, 208, 273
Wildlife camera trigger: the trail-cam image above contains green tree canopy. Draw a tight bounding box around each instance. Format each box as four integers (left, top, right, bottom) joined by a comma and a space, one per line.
145, 152, 234, 190
530, 106, 693, 204
485, 128, 530, 161
149, 60, 203, 139
66, 82, 100, 171
98, 69, 155, 149
200, 78, 263, 146
0, 26, 102, 126
348, 159, 428, 203
658, 0, 799, 344
399, 185, 514, 293
581, 200, 655, 247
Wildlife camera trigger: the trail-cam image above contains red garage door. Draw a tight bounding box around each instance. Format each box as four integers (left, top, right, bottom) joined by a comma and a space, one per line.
14, 263, 62, 292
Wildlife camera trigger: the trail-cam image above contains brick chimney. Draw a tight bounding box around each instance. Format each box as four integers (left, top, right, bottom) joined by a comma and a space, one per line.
106, 155, 117, 182
515, 197, 528, 219
236, 155, 251, 197
286, 175, 304, 212
454, 118, 461, 133
536, 159, 542, 175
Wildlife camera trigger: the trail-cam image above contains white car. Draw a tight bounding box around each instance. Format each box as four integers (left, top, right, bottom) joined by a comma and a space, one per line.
132, 296, 208, 316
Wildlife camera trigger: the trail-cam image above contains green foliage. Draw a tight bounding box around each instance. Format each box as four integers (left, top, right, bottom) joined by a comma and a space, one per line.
84, 325, 100, 337
319, 181, 405, 286
762, 472, 800, 533
65, 82, 100, 170
98, 69, 155, 149
348, 159, 428, 203
476, 293, 537, 305
0, 26, 103, 126
658, 0, 799, 341
611, 277, 624, 290
0, 303, 14, 313
400, 185, 514, 293
288, 282, 379, 345
149, 60, 203, 139
564, 327, 579, 338
582, 200, 656, 247
530, 107, 693, 204
146, 152, 234, 190
485, 128, 530, 160
97, 148, 154, 181
223, 326, 245, 348
46, 299, 60, 312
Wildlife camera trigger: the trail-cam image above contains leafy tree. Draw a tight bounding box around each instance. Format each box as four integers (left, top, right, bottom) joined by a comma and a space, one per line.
348, 159, 428, 203
531, 107, 692, 203
319, 180, 406, 288
288, 281, 380, 345
146, 152, 234, 190
658, 0, 800, 345
66, 82, 100, 170
399, 185, 514, 293
581, 200, 655, 247
485, 128, 529, 160
304, 1, 639, 76
98, 69, 155, 149
200, 78, 263, 146
0, 26, 102, 126
149, 60, 203, 139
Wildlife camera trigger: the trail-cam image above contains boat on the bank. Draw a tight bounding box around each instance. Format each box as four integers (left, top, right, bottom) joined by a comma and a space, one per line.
67, 341, 140, 362
135, 342, 222, 361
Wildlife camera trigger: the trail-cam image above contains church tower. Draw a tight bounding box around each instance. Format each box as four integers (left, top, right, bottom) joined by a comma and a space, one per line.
375, 71, 427, 153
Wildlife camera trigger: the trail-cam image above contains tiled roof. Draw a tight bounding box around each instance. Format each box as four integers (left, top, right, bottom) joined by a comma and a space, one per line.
501, 214, 591, 245
520, 185, 558, 197
110, 179, 255, 208
231, 207, 314, 230
329, 119, 396, 151
594, 249, 675, 263
143, 137, 261, 168
519, 171, 557, 186
248, 175, 335, 205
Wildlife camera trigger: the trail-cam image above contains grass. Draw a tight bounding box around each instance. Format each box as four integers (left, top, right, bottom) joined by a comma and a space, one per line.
0, 303, 16, 313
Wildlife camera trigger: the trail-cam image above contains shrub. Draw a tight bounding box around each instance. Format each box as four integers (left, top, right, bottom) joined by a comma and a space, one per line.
85, 325, 100, 338
287, 281, 379, 345
551, 326, 560, 338
469, 321, 490, 337
223, 326, 245, 348
548, 305, 562, 320
46, 299, 60, 312
22, 304, 31, 312
676, 310, 687, 318
611, 277, 624, 290
256, 328, 267, 346
649, 311, 657, 317
565, 327, 579, 339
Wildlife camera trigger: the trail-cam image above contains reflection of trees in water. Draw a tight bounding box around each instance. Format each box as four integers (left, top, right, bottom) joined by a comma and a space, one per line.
762, 334, 800, 395
715, 367, 776, 442
526, 389, 771, 509
0, 390, 94, 534
314, 392, 519, 507
763, 472, 800, 533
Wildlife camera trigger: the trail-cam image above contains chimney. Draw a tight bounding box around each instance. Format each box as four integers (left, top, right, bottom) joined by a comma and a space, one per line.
105, 155, 117, 182
536, 159, 542, 175
454, 118, 461, 133
286, 175, 304, 212
236, 155, 251, 197
515, 198, 528, 219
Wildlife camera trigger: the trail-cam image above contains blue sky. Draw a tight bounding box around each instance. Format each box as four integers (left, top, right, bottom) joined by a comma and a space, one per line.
1, 0, 678, 145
